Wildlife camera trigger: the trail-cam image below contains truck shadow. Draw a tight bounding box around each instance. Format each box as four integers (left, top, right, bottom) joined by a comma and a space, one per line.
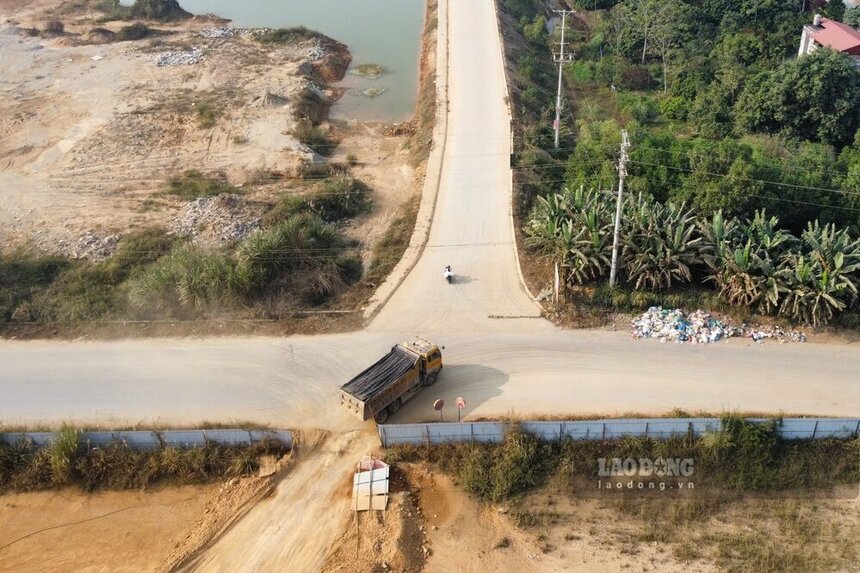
392, 363, 507, 423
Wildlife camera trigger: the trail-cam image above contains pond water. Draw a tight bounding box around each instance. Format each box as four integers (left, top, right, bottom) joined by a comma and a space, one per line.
169, 0, 426, 121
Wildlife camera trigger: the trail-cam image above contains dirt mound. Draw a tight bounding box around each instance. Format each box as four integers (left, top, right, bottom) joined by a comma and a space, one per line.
321, 482, 427, 573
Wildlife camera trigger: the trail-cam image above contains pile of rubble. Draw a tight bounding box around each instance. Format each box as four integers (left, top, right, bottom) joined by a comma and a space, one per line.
631, 306, 806, 345
169, 194, 261, 245
199, 27, 233, 39
154, 47, 204, 67
68, 231, 119, 261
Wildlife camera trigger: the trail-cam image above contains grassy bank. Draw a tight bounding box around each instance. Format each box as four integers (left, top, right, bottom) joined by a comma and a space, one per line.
386, 417, 859, 502
0, 426, 289, 493
0, 168, 373, 334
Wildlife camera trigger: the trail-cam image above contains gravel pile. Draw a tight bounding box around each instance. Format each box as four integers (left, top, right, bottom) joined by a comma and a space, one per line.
199, 27, 233, 39
631, 306, 806, 344
69, 231, 119, 261
154, 47, 204, 67
170, 194, 261, 244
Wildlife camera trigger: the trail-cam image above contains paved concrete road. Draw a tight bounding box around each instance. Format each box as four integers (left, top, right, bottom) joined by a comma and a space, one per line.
1, 0, 859, 432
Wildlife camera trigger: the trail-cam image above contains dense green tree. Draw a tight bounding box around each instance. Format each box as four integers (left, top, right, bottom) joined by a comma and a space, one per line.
845, 7, 860, 27
735, 49, 860, 148
823, 0, 846, 22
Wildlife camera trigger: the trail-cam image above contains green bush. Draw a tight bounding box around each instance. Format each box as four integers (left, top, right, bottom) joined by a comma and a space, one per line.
618, 94, 659, 124
129, 245, 244, 317
115, 22, 152, 41
0, 250, 69, 322
256, 26, 318, 45
44, 20, 64, 34
660, 96, 689, 121
164, 170, 237, 200
569, 61, 594, 83
523, 15, 546, 45
308, 176, 370, 221
48, 425, 83, 486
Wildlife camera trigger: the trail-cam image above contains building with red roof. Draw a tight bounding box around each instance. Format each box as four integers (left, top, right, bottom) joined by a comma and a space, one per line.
799, 14, 860, 65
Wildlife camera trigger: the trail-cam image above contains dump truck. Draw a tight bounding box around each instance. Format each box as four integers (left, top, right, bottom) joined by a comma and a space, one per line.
340, 337, 443, 424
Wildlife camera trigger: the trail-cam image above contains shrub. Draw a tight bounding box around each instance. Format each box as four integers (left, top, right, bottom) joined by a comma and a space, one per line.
523, 15, 546, 45
195, 103, 218, 128
129, 245, 244, 316
48, 425, 83, 486
164, 170, 237, 200
44, 20, 64, 34
569, 61, 594, 84
115, 22, 152, 41
256, 26, 318, 45
308, 175, 370, 221
618, 94, 659, 124
293, 118, 336, 156
660, 96, 689, 121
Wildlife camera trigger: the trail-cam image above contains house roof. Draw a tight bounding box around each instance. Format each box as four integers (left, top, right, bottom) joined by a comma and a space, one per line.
811, 18, 860, 55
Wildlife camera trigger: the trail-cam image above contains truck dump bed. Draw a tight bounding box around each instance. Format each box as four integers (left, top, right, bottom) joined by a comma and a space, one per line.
340, 346, 418, 402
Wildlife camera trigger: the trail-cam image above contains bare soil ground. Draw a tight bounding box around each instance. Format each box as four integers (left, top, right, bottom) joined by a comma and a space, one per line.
0, 484, 217, 572
0, 0, 419, 262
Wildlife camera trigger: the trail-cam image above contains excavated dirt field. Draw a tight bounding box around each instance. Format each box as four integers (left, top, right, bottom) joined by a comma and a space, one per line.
0, 485, 217, 572
0, 0, 419, 259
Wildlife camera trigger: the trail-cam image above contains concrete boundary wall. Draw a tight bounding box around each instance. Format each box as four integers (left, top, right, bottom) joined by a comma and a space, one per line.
1, 429, 293, 450
377, 418, 860, 447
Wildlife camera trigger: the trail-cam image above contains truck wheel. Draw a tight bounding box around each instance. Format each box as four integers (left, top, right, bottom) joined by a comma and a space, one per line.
424, 372, 438, 386
388, 399, 402, 414
374, 408, 389, 425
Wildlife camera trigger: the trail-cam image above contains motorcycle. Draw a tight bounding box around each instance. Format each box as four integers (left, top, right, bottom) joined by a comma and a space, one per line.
443, 265, 453, 284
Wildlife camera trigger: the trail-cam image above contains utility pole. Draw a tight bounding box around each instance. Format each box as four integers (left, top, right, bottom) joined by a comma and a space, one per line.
609, 129, 630, 288
553, 9, 574, 149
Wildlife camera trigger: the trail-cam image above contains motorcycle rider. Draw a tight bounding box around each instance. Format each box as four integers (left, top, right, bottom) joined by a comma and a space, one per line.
443, 265, 453, 283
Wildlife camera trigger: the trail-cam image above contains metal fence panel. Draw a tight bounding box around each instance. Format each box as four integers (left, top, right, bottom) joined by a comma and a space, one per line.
159, 430, 208, 448
376, 418, 860, 447
82, 431, 161, 450
0, 429, 293, 450
1, 432, 54, 447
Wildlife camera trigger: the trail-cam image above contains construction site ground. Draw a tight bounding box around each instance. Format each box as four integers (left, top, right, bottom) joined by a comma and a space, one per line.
0, 0, 419, 261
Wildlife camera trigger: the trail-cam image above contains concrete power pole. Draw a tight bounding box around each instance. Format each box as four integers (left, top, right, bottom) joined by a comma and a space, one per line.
553, 9, 574, 149
609, 129, 630, 288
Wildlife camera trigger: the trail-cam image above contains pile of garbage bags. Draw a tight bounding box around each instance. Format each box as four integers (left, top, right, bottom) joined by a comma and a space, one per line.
631, 307, 806, 344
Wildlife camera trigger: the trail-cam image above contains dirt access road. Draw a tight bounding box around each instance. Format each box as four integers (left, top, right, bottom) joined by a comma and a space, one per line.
1, 0, 859, 430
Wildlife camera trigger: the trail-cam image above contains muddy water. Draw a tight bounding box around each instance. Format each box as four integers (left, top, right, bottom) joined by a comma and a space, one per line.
180, 0, 425, 121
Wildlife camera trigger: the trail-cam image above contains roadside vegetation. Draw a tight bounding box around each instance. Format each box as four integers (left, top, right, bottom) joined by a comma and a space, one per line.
164, 170, 239, 200
0, 169, 370, 329
96, 0, 191, 22
387, 417, 859, 502
0, 425, 289, 493
505, 0, 860, 327
388, 416, 860, 572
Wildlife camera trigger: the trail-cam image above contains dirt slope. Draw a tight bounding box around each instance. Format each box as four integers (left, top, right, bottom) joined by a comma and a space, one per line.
185, 430, 378, 572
